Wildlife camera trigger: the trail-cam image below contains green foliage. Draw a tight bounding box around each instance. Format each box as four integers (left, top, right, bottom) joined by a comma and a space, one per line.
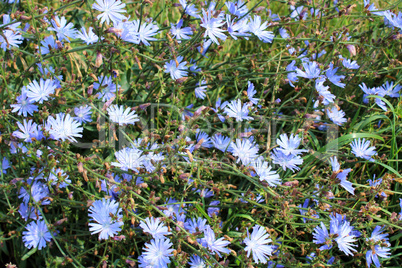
0, 0, 402, 267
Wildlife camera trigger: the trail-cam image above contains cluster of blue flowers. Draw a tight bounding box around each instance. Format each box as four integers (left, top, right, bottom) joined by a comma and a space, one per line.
138, 216, 276, 266
1, 0, 402, 266
313, 214, 391, 268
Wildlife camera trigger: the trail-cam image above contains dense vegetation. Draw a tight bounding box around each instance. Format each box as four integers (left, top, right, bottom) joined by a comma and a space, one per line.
0, 0, 402, 267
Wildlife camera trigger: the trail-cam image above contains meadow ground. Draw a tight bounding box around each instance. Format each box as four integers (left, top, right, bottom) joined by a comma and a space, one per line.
0, 0, 402, 267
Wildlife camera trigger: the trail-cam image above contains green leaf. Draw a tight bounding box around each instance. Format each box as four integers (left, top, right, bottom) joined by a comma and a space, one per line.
21, 247, 37, 261
0, 237, 9, 255
353, 114, 389, 132
374, 161, 402, 178
318, 132, 384, 153
194, 203, 211, 222
390, 232, 402, 242
234, 214, 255, 222
126, 69, 131, 85
227, 231, 244, 238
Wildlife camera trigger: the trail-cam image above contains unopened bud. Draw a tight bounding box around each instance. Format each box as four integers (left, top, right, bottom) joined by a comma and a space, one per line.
112, 69, 119, 77
55, 40, 63, 50
87, 85, 93, 95
134, 56, 142, 70
95, 52, 103, 67
185, 149, 193, 162
106, 27, 123, 36
20, 15, 32, 20
54, 218, 68, 226
179, 173, 190, 179
51, 15, 61, 27
346, 44, 356, 56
